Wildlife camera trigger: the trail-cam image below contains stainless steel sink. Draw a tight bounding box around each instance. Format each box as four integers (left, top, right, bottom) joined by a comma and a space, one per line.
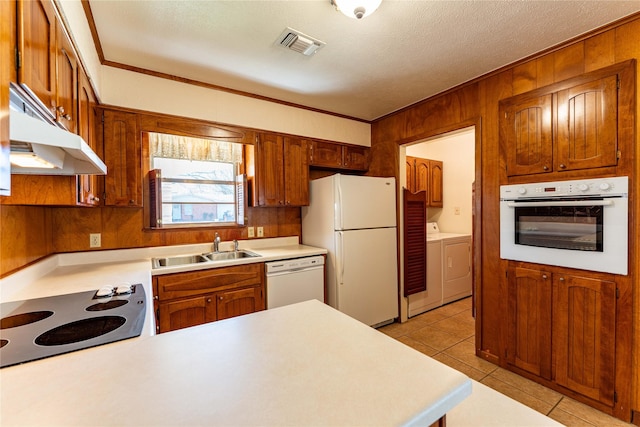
151, 250, 260, 269
152, 254, 210, 269
204, 250, 261, 261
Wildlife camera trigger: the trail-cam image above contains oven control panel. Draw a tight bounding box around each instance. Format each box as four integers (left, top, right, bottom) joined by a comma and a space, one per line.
500, 176, 628, 200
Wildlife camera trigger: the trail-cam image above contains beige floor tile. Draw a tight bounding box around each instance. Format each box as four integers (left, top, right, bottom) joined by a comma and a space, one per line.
406, 326, 463, 351
431, 353, 490, 382
395, 335, 439, 357
432, 299, 472, 318
378, 316, 431, 338
489, 368, 563, 406
480, 375, 556, 415
547, 408, 596, 427
555, 397, 634, 427
442, 340, 498, 374
431, 311, 475, 339
409, 308, 452, 325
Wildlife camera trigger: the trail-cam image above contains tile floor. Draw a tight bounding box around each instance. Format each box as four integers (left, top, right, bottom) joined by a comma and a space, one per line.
379, 297, 634, 427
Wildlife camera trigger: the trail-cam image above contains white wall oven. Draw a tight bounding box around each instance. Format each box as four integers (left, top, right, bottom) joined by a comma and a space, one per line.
500, 176, 628, 275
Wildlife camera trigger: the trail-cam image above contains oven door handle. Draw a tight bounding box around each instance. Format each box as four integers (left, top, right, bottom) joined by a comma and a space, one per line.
506, 200, 614, 208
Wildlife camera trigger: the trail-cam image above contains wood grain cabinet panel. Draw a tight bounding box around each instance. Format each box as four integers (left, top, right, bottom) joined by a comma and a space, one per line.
553, 274, 616, 406
555, 75, 618, 172
254, 133, 309, 207
506, 266, 552, 379
18, 0, 57, 119
54, 24, 77, 132
500, 94, 553, 176
309, 140, 369, 171
76, 68, 99, 206
154, 263, 265, 333
405, 156, 443, 207
101, 108, 142, 207
501, 63, 626, 177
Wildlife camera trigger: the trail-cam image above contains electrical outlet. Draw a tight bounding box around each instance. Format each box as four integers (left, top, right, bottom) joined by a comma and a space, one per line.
247, 226, 255, 238
90, 233, 101, 248
257, 227, 264, 237
454, 207, 461, 215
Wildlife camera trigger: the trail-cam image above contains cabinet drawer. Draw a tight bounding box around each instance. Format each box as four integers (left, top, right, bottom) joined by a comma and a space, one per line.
155, 263, 263, 300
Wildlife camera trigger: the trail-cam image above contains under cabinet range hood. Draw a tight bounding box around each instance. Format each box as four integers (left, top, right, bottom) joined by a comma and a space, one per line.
9, 88, 107, 175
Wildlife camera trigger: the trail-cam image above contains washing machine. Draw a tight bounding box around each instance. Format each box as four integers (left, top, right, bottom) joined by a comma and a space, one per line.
427, 223, 473, 305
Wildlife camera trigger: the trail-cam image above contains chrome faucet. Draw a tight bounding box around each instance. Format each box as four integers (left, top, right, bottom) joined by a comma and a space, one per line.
213, 232, 221, 252
233, 239, 239, 252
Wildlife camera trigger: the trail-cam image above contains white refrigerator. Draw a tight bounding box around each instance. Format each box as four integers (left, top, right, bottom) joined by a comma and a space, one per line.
302, 174, 398, 327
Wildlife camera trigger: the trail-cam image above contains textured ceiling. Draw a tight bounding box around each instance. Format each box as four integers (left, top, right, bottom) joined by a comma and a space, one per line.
88, 1, 640, 121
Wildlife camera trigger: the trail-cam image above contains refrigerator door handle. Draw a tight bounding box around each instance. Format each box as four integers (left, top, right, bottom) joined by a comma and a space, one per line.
338, 231, 344, 285
336, 179, 343, 230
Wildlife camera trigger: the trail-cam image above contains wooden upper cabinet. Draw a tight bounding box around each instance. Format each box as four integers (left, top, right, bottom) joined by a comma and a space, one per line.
283, 136, 309, 207
18, 0, 78, 130
506, 266, 552, 380
553, 274, 616, 406
254, 133, 309, 207
54, 24, 77, 132
502, 62, 628, 178
406, 156, 443, 207
102, 108, 142, 207
309, 140, 369, 171
77, 69, 99, 206
501, 94, 553, 176
18, 0, 57, 119
555, 75, 618, 172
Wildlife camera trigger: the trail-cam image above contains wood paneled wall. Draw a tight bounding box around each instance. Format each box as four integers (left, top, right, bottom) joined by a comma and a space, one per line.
0, 205, 53, 276
370, 17, 640, 420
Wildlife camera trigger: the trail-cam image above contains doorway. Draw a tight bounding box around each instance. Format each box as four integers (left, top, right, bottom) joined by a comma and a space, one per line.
398, 126, 477, 322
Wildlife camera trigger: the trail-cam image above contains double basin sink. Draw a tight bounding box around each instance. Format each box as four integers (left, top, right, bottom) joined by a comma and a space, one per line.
152, 250, 261, 269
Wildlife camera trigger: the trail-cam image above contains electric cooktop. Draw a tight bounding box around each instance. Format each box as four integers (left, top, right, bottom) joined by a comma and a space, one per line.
0, 284, 146, 368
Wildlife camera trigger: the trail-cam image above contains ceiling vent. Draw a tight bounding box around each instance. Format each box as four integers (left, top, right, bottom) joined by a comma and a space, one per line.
275, 28, 325, 56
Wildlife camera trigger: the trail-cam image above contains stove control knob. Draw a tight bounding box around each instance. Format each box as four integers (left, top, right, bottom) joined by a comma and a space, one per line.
518, 187, 527, 195
577, 183, 589, 192
96, 286, 114, 298
599, 182, 611, 191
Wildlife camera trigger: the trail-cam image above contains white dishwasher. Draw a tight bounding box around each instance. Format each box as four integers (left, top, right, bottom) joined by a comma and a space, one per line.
265, 256, 325, 309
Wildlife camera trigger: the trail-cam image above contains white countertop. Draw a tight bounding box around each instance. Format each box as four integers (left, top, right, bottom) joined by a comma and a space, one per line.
1, 300, 471, 426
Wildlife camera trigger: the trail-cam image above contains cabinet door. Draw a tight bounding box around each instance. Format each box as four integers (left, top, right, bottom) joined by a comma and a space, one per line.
553, 275, 616, 405
216, 286, 264, 321
343, 145, 369, 171
506, 266, 552, 379
414, 157, 430, 193
77, 69, 99, 206
283, 137, 309, 206
158, 295, 216, 333
18, 0, 57, 119
555, 75, 618, 172
501, 94, 553, 176
256, 133, 284, 206
102, 109, 142, 207
55, 25, 76, 132
405, 157, 415, 193
310, 140, 342, 168
429, 160, 443, 207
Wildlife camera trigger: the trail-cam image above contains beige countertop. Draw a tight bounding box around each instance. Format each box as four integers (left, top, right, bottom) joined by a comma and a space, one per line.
1, 300, 471, 426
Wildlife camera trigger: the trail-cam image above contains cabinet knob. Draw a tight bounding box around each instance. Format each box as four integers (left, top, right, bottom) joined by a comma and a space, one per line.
57, 105, 65, 114
206, 298, 212, 303
543, 165, 549, 171
63, 114, 72, 121
90, 196, 100, 202
542, 274, 548, 280
559, 277, 565, 282
219, 296, 224, 301
559, 164, 567, 169
129, 199, 135, 204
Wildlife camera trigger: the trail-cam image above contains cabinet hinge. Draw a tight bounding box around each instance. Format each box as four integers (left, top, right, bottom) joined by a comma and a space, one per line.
15, 48, 21, 70
617, 150, 622, 159
617, 79, 621, 90
614, 391, 618, 403
616, 288, 620, 299
101, 111, 105, 123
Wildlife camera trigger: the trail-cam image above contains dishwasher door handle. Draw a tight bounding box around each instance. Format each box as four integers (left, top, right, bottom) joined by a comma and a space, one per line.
266, 265, 324, 277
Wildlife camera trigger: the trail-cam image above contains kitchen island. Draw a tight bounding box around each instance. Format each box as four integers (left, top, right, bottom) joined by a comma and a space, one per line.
1, 299, 471, 426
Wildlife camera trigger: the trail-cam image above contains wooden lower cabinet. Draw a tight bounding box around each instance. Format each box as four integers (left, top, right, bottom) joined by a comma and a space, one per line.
506, 264, 617, 408
154, 263, 265, 333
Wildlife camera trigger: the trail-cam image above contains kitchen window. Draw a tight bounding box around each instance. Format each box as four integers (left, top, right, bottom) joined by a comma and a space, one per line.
148, 132, 246, 228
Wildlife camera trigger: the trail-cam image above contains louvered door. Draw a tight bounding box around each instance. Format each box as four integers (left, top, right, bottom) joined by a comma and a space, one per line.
403, 189, 427, 296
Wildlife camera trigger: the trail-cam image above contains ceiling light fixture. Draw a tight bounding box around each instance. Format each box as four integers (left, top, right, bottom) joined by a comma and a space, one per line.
331, 0, 382, 19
